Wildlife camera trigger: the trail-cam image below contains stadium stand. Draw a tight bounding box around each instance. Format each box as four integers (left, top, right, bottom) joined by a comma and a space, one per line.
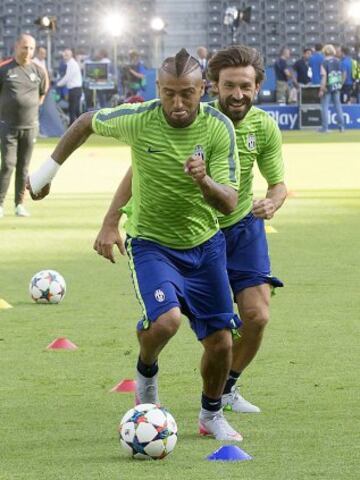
0, 0, 357, 69
0, 0, 154, 67
206, 0, 358, 67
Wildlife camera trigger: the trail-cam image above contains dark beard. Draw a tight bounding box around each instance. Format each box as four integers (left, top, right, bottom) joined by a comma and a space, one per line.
218, 97, 253, 123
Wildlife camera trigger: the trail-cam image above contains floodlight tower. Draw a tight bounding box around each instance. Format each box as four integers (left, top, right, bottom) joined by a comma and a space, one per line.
34, 16, 56, 74
102, 13, 124, 87
150, 17, 166, 72
223, 6, 251, 45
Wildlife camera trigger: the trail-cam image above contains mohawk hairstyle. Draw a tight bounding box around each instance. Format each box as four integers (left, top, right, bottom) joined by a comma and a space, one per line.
161, 48, 201, 77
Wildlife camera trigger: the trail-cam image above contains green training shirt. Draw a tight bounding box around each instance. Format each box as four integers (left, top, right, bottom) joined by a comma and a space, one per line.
215, 104, 284, 228
92, 100, 239, 249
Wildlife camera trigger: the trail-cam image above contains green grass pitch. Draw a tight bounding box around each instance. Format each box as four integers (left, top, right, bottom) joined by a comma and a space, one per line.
0, 132, 359, 479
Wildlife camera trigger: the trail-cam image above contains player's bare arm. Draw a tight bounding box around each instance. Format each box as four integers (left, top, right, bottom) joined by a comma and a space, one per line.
93, 167, 133, 263
185, 155, 238, 215
252, 182, 287, 220
27, 111, 95, 200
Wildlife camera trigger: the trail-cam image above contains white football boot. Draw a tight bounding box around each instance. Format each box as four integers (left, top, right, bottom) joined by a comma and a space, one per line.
15, 204, 30, 217
199, 409, 243, 441
222, 386, 260, 413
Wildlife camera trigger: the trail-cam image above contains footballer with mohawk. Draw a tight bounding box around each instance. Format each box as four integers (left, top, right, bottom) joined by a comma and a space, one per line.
28, 48, 243, 442
157, 48, 203, 127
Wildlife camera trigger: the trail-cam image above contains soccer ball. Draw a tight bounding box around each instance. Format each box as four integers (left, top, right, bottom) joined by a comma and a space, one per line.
29, 270, 66, 304
119, 403, 178, 460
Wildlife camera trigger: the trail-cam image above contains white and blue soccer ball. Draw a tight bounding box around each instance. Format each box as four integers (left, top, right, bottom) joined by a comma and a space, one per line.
119, 403, 178, 460
29, 270, 66, 304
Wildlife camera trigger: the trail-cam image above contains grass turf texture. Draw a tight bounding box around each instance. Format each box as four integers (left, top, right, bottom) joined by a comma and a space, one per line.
1, 132, 359, 479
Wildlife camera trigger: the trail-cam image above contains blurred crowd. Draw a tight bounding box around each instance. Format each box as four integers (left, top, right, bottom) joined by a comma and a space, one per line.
31, 46, 148, 125
274, 43, 360, 105
2, 39, 359, 129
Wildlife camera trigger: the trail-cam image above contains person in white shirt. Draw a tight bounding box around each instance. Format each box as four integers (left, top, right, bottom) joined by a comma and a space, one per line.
196, 46, 210, 100
197, 46, 208, 71
33, 46, 50, 95
33, 46, 47, 71
57, 48, 83, 124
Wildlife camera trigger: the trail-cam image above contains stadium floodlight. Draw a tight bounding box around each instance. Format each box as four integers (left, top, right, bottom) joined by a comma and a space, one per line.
150, 17, 165, 32
348, 1, 360, 22
150, 17, 166, 70
102, 13, 124, 37
39, 16, 50, 28
102, 13, 126, 87
34, 16, 56, 31
224, 6, 239, 26
224, 6, 251, 44
224, 6, 251, 27
34, 16, 57, 74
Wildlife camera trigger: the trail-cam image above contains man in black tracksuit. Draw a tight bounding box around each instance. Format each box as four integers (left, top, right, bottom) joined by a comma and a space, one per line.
0, 33, 47, 217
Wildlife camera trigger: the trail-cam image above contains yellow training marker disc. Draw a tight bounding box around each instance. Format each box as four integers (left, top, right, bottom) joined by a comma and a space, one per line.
0, 298, 13, 309
265, 225, 278, 234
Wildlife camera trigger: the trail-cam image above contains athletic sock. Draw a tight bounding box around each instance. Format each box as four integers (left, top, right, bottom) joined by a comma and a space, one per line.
137, 356, 159, 378
201, 393, 222, 412
223, 370, 241, 394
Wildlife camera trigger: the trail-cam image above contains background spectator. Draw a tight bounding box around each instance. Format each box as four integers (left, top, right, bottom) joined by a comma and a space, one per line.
293, 47, 312, 86
33, 46, 47, 71
309, 43, 324, 85
319, 44, 344, 133
57, 48, 83, 124
0, 34, 47, 218
352, 54, 360, 103
121, 50, 146, 97
274, 47, 292, 104
196, 46, 208, 73
340, 46, 353, 104
196, 46, 211, 100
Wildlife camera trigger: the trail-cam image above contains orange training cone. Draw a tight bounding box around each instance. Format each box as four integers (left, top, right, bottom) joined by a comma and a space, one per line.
46, 337, 78, 350
110, 379, 136, 393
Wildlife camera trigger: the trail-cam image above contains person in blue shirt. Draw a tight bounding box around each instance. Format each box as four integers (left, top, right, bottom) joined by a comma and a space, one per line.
340, 46, 353, 104
309, 43, 324, 85
122, 50, 146, 97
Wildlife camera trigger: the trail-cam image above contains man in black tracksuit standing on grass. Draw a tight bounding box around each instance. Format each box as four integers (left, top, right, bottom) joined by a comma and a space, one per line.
0, 33, 47, 218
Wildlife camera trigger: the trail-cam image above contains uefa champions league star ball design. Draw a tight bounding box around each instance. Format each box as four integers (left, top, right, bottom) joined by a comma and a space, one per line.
29, 270, 66, 304
119, 403, 178, 460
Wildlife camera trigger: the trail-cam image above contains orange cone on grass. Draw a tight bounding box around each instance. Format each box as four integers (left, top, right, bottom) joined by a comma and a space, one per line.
46, 337, 78, 350
110, 379, 136, 393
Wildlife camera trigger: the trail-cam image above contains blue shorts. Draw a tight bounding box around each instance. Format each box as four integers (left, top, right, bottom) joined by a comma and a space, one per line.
125, 230, 241, 341
222, 213, 284, 297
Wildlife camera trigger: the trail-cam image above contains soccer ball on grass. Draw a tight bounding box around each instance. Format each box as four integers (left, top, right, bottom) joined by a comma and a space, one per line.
119, 403, 178, 460
29, 270, 66, 304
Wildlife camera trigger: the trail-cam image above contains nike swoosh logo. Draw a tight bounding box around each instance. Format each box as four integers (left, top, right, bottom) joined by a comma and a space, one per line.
147, 147, 164, 153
